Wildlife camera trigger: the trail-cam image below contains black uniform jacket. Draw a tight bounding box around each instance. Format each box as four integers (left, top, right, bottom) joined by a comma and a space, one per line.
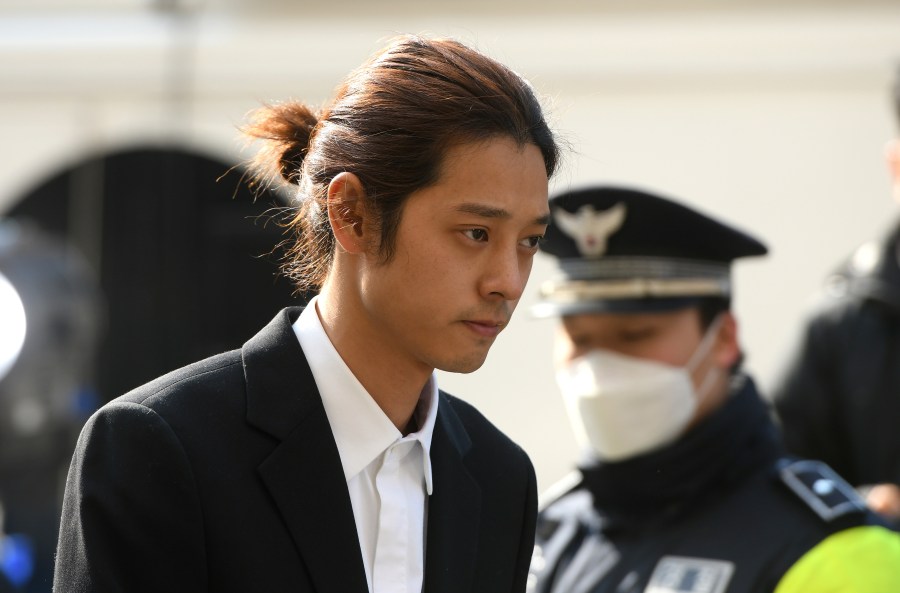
530, 377, 884, 593
53, 307, 537, 593
772, 221, 900, 490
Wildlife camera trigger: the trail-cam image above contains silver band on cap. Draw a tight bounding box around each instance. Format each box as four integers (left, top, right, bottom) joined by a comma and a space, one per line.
540, 277, 730, 302
558, 256, 730, 282
541, 256, 732, 301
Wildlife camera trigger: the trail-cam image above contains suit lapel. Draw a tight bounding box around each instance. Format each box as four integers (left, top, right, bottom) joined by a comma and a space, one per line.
244, 308, 368, 593
257, 419, 369, 593
423, 393, 482, 593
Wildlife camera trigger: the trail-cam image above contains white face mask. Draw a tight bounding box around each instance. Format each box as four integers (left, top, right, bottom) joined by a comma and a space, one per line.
555, 315, 724, 462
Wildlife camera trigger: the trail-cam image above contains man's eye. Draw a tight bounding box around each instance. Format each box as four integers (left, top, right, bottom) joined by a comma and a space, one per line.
572, 337, 593, 350
620, 329, 655, 342
520, 235, 544, 249
464, 229, 489, 242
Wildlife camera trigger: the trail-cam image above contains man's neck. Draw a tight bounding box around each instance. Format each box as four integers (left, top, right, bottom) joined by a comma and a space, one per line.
314, 288, 433, 434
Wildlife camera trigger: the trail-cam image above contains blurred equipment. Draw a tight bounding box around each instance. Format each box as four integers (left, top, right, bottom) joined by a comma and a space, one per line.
0, 220, 102, 593
0, 503, 22, 593
0, 270, 26, 383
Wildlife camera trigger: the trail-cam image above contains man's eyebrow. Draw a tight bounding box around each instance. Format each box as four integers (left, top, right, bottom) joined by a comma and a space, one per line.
456, 203, 511, 219
456, 203, 551, 226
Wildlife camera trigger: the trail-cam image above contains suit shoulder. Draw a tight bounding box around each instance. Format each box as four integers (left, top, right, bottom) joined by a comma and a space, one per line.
440, 391, 521, 447
113, 349, 244, 411
440, 391, 515, 445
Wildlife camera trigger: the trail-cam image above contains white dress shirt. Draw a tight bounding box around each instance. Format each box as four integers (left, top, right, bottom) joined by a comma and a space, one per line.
293, 297, 438, 593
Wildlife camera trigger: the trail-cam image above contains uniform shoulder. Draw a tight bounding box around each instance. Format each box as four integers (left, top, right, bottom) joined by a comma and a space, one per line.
776, 459, 869, 523
538, 470, 584, 512
535, 473, 596, 539
803, 289, 870, 333
812, 234, 900, 316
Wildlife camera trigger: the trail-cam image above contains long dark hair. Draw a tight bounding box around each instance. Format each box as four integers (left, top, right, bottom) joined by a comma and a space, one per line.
244, 34, 559, 292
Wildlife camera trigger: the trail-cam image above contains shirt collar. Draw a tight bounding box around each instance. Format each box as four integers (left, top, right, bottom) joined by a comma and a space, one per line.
292, 296, 438, 494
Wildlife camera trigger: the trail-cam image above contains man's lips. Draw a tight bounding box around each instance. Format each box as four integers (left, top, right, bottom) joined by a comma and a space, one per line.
462, 319, 507, 338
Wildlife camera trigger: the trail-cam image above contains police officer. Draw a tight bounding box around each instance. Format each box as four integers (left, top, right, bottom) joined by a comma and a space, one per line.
528, 185, 900, 593
770, 69, 900, 524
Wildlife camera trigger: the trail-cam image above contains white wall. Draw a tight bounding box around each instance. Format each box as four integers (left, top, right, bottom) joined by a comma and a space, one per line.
2, 1, 900, 493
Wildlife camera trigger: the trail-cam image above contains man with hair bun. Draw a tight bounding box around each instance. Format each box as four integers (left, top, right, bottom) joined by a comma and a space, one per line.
54, 35, 559, 593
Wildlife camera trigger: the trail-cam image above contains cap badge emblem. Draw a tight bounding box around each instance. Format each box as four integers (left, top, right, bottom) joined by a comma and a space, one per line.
553, 202, 626, 257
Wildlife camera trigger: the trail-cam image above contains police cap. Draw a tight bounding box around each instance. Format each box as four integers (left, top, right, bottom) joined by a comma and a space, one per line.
532, 185, 767, 317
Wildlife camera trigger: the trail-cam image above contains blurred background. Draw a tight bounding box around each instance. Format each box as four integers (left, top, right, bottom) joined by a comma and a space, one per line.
1, 0, 899, 590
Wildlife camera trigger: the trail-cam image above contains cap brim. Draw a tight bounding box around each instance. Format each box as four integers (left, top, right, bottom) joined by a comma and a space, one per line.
530, 296, 707, 318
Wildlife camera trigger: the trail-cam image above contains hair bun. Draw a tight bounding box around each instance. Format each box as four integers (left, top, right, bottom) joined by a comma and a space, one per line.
245, 102, 319, 186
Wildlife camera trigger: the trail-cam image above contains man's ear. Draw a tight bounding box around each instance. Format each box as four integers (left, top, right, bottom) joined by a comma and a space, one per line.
327, 172, 369, 254
886, 139, 900, 204
713, 311, 741, 370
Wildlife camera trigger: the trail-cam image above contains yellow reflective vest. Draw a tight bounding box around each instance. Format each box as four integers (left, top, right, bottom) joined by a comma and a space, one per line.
775, 525, 900, 593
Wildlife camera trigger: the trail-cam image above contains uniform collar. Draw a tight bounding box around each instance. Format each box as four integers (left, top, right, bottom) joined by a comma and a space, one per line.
578, 376, 782, 529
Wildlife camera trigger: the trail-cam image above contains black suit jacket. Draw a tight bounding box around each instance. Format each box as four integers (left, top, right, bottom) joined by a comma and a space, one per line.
53, 307, 537, 593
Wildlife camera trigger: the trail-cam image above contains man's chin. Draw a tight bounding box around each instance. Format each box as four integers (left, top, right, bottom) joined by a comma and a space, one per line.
436, 351, 490, 374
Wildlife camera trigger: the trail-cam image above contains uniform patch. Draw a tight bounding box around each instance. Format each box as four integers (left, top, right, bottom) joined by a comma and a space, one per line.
778, 459, 866, 521
645, 556, 734, 593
